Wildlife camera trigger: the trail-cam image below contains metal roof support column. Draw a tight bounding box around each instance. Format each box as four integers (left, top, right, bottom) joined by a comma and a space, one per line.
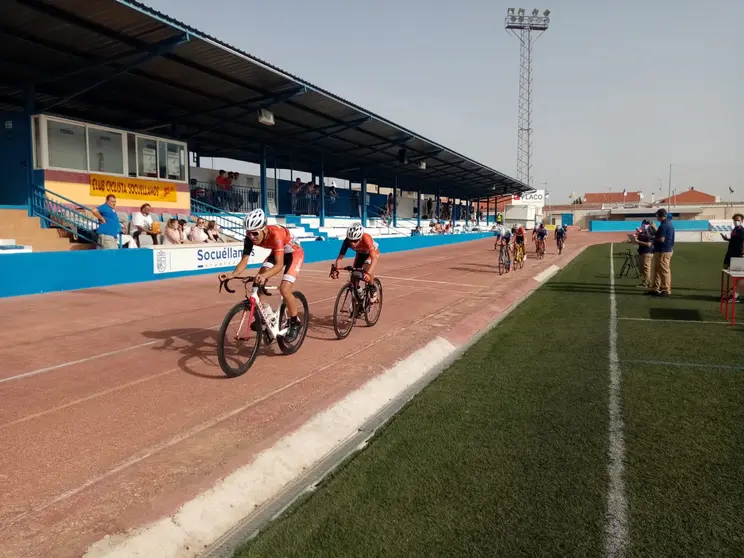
486, 196, 490, 225
260, 143, 268, 213
417, 184, 422, 228
319, 156, 326, 228
393, 175, 398, 228
23, 83, 36, 217
361, 177, 368, 228
274, 154, 279, 217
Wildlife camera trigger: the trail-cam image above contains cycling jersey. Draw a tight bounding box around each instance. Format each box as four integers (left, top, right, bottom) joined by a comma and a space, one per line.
556, 228, 566, 239
242, 225, 305, 283
339, 232, 379, 258
242, 224, 302, 256
536, 228, 548, 239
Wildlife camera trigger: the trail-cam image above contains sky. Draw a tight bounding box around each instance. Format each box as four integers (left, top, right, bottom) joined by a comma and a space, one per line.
146, 0, 744, 202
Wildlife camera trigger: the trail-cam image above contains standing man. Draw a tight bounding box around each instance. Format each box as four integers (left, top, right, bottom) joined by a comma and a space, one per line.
91, 194, 120, 250
648, 208, 675, 297
634, 219, 655, 288
721, 213, 744, 302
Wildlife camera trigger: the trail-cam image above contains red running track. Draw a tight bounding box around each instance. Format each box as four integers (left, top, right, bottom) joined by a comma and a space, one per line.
0, 233, 620, 557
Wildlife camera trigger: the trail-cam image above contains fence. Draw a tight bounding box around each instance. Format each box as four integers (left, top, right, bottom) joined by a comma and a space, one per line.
190, 198, 246, 242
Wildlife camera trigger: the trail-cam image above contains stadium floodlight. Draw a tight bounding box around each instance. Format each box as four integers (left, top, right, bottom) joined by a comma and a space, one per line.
504, 8, 551, 187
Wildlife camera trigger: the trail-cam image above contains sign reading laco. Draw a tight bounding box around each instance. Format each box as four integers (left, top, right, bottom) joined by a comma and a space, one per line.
511, 189, 546, 206
152, 244, 271, 274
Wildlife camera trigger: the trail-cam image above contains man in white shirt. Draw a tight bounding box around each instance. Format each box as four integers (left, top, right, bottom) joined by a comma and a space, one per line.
130, 203, 158, 247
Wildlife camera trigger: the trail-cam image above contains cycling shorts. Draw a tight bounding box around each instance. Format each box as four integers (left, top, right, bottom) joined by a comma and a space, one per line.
261, 248, 304, 283
353, 249, 379, 269
516, 235, 525, 245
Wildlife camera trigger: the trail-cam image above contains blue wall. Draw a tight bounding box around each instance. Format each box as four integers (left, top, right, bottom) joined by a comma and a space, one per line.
0, 233, 491, 299
589, 219, 710, 232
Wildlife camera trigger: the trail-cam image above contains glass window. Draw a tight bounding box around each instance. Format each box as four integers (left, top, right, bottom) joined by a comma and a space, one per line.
47, 119, 87, 171
87, 127, 124, 175
158, 141, 186, 181
136, 136, 158, 178
127, 133, 137, 177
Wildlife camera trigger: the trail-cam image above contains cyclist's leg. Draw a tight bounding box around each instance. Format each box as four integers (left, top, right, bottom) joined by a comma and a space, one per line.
278, 252, 302, 318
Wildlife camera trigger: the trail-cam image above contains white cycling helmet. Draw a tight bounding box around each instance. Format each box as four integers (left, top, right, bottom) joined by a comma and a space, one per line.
346, 222, 364, 241
243, 208, 267, 232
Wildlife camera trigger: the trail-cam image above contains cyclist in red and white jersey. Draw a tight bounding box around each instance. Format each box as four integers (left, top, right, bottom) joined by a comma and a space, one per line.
219, 208, 304, 341
332, 223, 381, 303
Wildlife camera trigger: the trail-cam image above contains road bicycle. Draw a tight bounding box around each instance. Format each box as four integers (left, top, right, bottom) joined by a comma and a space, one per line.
216, 276, 309, 377
498, 243, 512, 275
557, 236, 564, 255
330, 265, 383, 339
536, 238, 546, 259
513, 243, 525, 270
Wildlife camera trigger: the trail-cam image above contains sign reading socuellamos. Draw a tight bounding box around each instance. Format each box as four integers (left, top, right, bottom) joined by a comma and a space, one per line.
89, 174, 179, 203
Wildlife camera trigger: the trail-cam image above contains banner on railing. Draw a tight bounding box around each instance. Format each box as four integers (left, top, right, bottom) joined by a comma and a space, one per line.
151, 244, 271, 274
90, 174, 179, 203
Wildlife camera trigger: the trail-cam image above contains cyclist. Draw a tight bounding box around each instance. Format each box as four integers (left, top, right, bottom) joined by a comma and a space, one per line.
493, 224, 506, 250
513, 224, 526, 260
535, 223, 548, 253
555, 223, 567, 253
218, 208, 304, 342
332, 223, 381, 303
497, 226, 512, 257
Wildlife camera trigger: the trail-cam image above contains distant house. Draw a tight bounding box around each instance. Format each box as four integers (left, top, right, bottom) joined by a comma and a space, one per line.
583, 191, 642, 204
660, 187, 718, 205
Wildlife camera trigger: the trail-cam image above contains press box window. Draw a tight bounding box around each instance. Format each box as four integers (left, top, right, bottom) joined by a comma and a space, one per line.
87, 127, 124, 175
47, 120, 87, 171
136, 136, 158, 178
158, 141, 186, 181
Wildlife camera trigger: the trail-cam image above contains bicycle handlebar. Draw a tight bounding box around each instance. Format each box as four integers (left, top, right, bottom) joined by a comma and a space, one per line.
219, 276, 273, 296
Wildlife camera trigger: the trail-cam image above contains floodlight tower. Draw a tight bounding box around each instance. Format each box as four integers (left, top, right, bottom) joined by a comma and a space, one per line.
505, 8, 551, 187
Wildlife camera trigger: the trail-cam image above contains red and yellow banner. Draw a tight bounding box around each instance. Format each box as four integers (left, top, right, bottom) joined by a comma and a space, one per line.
89, 174, 178, 203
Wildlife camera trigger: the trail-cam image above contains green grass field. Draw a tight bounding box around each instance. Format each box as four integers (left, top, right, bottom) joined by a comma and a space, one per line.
234, 243, 744, 558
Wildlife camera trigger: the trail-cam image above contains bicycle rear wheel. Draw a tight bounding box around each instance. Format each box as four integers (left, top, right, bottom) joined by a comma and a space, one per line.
277, 291, 309, 355
332, 284, 357, 339
217, 300, 262, 378
498, 252, 506, 275
364, 279, 383, 326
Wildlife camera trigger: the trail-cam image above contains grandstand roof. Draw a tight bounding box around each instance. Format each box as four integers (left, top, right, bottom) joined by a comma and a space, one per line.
0, 0, 530, 199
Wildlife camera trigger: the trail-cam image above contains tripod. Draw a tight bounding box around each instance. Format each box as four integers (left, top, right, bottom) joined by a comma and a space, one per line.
616, 248, 640, 279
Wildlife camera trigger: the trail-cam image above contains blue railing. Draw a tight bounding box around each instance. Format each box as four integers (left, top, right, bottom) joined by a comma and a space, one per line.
190, 198, 246, 242
30, 186, 100, 245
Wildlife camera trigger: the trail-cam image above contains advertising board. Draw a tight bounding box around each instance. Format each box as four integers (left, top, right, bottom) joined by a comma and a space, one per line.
151, 244, 271, 274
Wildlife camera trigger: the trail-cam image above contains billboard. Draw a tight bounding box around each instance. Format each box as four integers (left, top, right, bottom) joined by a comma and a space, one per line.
151, 244, 271, 274
511, 190, 546, 206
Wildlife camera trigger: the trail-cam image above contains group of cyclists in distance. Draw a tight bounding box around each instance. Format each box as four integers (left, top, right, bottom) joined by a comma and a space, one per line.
219, 207, 568, 347
493, 222, 569, 261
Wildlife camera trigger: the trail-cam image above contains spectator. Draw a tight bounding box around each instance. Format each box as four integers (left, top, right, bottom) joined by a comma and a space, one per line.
206, 220, 224, 242
163, 218, 182, 245
188, 218, 208, 243
290, 178, 302, 214
387, 193, 394, 216
721, 213, 744, 302
426, 198, 433, 219
178, 219, 190, 242
130, 203, 159, 247
648, 208, 675, 297
634, 219, 655, 288
91, 194, 120, 249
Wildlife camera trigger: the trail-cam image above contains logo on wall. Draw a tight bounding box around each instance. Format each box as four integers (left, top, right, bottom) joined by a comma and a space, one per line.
511, 190, 545, 205
156, 250, 168, 273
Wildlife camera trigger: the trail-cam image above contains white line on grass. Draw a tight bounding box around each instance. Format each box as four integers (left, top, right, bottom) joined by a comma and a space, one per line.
622, 358, 744, 371
605, 242, 628, 558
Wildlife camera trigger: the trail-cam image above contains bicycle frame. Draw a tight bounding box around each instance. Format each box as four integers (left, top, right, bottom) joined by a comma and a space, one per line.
221, 278, 289, 341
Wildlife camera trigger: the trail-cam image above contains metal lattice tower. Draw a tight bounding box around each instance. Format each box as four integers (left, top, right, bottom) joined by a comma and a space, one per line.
505, 8, 550, 186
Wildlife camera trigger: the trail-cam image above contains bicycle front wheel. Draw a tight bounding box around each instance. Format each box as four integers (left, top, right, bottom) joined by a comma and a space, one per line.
364, 279, 383, 327
277, 291, 309, 355
217, 300, 262, 378
333, 284, 357, 339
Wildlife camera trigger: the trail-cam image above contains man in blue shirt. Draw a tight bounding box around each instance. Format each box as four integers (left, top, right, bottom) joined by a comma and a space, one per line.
91, 194, 121, 249
648, 208, 675, 297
